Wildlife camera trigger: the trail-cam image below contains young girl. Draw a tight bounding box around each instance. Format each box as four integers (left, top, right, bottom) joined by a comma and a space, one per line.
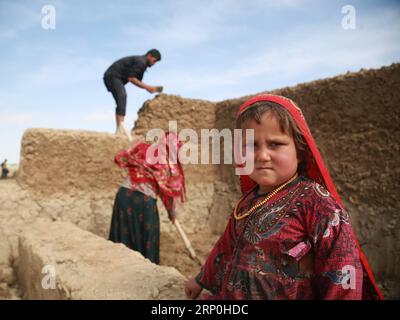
185, 94, 383, 300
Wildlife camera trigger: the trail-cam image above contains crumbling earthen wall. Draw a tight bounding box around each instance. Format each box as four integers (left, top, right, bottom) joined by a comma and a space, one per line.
17, 109, 218, 235
17, 219, 186, 299
17, 129, 129, 194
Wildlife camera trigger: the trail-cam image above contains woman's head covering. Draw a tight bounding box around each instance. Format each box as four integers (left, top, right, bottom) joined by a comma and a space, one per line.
236, 94, 383, 300
114, 131, 185, 211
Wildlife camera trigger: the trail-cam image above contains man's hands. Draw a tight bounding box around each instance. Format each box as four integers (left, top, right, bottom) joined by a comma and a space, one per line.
185, 277, 203, 299
146, 85, 163, 94
128, 77, 162, 94
145, 86, 157, 94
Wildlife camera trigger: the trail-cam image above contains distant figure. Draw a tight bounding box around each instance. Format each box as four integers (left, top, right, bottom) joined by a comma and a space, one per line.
1, 159, 9, 179
109, 132, 185, 264
103, 49, 163, 138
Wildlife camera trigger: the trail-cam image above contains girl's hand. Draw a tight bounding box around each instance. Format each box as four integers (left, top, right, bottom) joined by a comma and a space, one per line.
168, 199, 176, 224
185, 277, 202, 299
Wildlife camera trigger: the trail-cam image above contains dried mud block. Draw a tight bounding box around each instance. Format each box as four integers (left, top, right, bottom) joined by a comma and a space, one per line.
16, 219, 186, 300
17, 129, 131, 195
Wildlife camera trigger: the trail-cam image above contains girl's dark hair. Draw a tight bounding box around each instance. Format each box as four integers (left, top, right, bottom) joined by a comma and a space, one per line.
236, 101, 309, 174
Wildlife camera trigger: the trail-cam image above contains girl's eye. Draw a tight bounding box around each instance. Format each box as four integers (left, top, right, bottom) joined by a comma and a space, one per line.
270, 142, 286, 148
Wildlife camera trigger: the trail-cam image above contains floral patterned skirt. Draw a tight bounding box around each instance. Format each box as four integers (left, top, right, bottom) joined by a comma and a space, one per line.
109, 187, 160, 264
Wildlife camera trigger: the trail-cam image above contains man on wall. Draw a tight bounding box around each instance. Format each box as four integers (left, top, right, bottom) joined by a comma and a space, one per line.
103, 49, 163, 139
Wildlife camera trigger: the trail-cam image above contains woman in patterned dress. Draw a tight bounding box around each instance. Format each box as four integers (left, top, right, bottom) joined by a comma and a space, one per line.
109, 132, 185, 264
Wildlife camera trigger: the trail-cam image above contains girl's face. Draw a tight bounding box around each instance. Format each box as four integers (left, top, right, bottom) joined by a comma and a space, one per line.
242, 111, 299, 194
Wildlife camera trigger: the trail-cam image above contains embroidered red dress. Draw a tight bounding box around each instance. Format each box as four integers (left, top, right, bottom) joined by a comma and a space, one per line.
197, 176, 364, 299
195, 94, 383, 300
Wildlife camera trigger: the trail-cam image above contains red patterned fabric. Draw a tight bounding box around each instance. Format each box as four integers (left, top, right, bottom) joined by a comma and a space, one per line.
114, 132, 185, 211
196, 94, 383, 300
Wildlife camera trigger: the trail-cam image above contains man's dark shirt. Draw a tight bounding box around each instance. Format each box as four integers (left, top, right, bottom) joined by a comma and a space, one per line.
104, 55, 148, 85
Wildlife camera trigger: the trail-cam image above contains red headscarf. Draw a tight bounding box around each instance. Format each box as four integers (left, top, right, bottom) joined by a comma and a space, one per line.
114, 132, 185, 211
236, 94, 383, 300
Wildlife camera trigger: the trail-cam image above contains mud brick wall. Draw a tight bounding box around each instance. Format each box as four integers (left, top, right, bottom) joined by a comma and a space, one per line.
16, 219, 186, 299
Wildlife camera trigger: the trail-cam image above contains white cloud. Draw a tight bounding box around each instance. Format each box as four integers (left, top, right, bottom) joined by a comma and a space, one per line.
20, 55, 109, 88
0, 29, 17, 41
83, 109, 113, 123
122, 0, 247, 48
0, 2, 41, 41
248, 0, 306, 8
0, 112, 34, 125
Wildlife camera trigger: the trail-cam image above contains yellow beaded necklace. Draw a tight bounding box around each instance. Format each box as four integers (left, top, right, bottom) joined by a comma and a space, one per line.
233, 174, 298, 220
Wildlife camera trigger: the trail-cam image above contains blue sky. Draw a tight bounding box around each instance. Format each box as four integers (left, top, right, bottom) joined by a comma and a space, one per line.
1, 0, 399, 163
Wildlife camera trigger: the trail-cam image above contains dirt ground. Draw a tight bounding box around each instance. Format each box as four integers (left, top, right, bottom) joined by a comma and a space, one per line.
0, 281, 19, 299
0, 180, 21, 299
160, 230, 220, 279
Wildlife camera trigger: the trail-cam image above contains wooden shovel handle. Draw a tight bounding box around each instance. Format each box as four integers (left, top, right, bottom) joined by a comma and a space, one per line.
174, 219, 196, 259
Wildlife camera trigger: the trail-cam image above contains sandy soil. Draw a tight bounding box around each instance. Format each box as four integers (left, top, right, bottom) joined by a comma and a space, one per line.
160, 229, 220, 279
